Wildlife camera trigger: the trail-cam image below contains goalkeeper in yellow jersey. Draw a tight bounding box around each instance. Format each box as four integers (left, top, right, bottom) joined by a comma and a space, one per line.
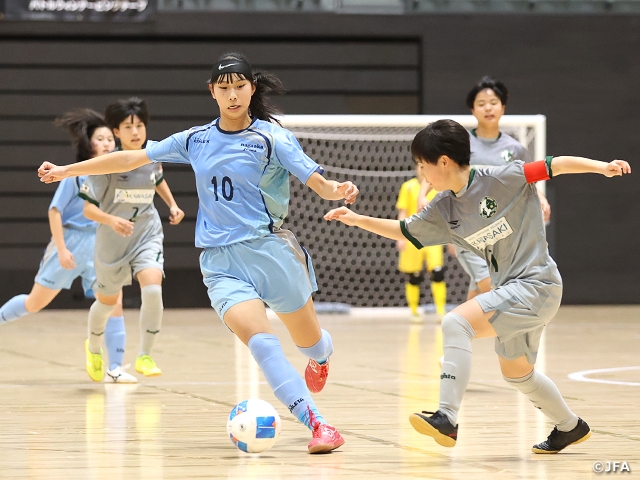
396, 169, 447, 320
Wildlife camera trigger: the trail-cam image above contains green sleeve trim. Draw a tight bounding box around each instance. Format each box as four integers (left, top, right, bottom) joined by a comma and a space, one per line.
78, 192, 99, 207
155, 175, 165, 186
545, 156, 554, 179
400, 219, 424, 250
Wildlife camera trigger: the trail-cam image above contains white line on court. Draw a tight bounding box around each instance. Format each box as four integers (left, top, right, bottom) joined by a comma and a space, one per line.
568, 365, 640, 386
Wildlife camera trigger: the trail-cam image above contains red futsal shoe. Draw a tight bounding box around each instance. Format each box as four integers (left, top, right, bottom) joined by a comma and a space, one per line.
305, 359, 330, 393
308, 423, 345, 454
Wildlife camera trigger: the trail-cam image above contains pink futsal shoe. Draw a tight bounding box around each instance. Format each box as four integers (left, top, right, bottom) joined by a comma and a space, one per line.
305, 359, 330, 393
308, 423, 345, 454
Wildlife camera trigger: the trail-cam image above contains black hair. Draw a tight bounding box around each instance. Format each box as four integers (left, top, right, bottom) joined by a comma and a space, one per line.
465, 76, 509, 109
54, 108, 110, 162
411, 119, 471, 167
104, 97, 150, 130
210, 52, 285, 125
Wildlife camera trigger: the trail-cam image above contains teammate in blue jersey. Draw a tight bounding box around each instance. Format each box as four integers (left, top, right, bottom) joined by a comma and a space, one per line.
0, 110, 130, 382
325, 119, 629, 454
38, 53, 358, 454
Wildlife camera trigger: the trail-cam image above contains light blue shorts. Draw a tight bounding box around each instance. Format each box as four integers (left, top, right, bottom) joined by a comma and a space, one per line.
476, 279, 563, 365
35, 228, 96, 297
454, 245, 491, 291
200, 229, 318, 321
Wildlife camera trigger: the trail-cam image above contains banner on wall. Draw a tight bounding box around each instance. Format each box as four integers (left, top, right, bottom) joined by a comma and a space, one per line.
2, 0, 156, 21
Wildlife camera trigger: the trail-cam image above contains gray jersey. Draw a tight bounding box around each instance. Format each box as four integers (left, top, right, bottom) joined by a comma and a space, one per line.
469, 129, 532, 166
79, 163, 164, 267
402, 161, 561, 291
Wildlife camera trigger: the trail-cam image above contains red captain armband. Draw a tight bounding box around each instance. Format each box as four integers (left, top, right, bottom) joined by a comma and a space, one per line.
523, 158, 552, 183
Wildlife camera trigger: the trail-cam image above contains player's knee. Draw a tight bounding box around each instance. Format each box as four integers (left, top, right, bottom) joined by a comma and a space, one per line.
430, 266, 446, 283
297, 328, 333, 360
248, 333, 282, 364
441, 312, 475, 345
141, 284, 163, 309
503, 370, 537, 394
407, 272, 424, 286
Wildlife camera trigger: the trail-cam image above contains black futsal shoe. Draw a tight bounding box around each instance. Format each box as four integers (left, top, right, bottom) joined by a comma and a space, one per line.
409, 410, 458, 447
532, 418, 591, 454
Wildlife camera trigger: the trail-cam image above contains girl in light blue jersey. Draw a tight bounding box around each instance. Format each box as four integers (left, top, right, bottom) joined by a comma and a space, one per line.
38, 53, 356, 454
0, 109, 131, 382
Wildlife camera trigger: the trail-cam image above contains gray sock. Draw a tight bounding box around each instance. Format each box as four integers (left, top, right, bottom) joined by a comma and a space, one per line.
88, 300, 115, 353
439, 312, 475, 426
139, 284, 163, 356
504, 370, 579, 432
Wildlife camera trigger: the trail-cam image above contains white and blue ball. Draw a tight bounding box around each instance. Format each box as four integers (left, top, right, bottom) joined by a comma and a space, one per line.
227, 399, 282, 453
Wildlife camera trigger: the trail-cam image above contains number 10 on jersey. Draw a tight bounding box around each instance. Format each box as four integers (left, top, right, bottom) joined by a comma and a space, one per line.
211, 176, 234, 201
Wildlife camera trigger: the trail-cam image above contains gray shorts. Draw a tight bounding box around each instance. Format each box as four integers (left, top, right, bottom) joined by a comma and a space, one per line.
94, 238, 164, 296
454, 246, 490, 291
475, 279, 562, 364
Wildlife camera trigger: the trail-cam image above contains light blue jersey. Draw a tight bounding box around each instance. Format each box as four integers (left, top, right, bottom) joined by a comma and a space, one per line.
146, 118, 321, 248
49, 176, 96, 231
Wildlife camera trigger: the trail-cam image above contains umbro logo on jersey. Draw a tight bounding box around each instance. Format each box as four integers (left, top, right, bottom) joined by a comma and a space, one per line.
193, 138, 210, 144
118, 175, 129, 181
219, 63, 238, 70
448, 220, 460, 229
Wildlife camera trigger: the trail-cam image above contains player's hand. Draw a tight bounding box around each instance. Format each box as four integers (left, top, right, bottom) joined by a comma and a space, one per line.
169, 206, 185, 225
538, 195, 551, 222
396, 239, 406, 252
38, 162, 69, 184
334, 181, 359, 205
58, 248, 76, 270
324, 206, 360, 226
603, 160, 631, 177
110, 217, 134, 237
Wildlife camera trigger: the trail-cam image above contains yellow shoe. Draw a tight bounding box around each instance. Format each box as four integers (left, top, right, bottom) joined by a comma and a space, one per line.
135, 355, 162, 376
85, 339, 104, 382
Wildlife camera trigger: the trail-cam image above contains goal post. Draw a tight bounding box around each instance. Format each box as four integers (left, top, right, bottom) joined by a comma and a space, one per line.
277, 114, 546, 309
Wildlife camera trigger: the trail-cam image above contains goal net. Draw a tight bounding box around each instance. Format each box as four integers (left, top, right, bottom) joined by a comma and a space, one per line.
279, 115, 546, 309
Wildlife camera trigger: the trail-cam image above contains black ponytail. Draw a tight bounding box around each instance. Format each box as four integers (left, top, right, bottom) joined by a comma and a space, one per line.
250, 70, 286, 125
211, 52, 286, 125
54, 108, 109, 162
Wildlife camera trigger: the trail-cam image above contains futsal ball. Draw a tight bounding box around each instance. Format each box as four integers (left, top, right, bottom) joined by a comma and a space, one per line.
227, 399, 282, 453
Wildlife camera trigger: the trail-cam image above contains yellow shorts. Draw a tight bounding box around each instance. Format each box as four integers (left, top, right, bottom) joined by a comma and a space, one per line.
398, 243, 444, 274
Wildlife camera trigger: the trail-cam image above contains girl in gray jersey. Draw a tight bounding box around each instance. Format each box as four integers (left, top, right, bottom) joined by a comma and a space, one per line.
325, 119, 630, 454
80, 98, 185, 383
462, 76, 551, 299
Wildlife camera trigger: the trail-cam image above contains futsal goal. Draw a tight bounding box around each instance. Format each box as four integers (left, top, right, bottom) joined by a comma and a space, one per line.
279, 115, 546, 309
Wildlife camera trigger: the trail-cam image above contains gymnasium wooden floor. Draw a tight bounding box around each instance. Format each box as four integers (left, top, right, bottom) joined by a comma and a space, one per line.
0, 306, 638, 479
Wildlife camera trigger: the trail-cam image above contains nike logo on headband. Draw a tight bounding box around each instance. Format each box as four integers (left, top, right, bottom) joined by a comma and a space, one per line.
219, 63, 238, 70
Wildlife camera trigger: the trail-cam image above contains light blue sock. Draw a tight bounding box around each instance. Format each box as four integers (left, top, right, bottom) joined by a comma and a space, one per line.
105, 316, 126, 371
297, 329, 333, 365
248, 333, 326, 430
0, 294, 29, 324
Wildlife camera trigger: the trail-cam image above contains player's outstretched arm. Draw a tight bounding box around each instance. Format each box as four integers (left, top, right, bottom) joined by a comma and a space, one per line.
38, 150, 151, 184
551, 157, 631, 177
306, 172, 359, 205
324, 207, 405, 241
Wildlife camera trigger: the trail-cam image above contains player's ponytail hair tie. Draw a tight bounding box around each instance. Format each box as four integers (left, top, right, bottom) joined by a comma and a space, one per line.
208, 53, 285, 125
